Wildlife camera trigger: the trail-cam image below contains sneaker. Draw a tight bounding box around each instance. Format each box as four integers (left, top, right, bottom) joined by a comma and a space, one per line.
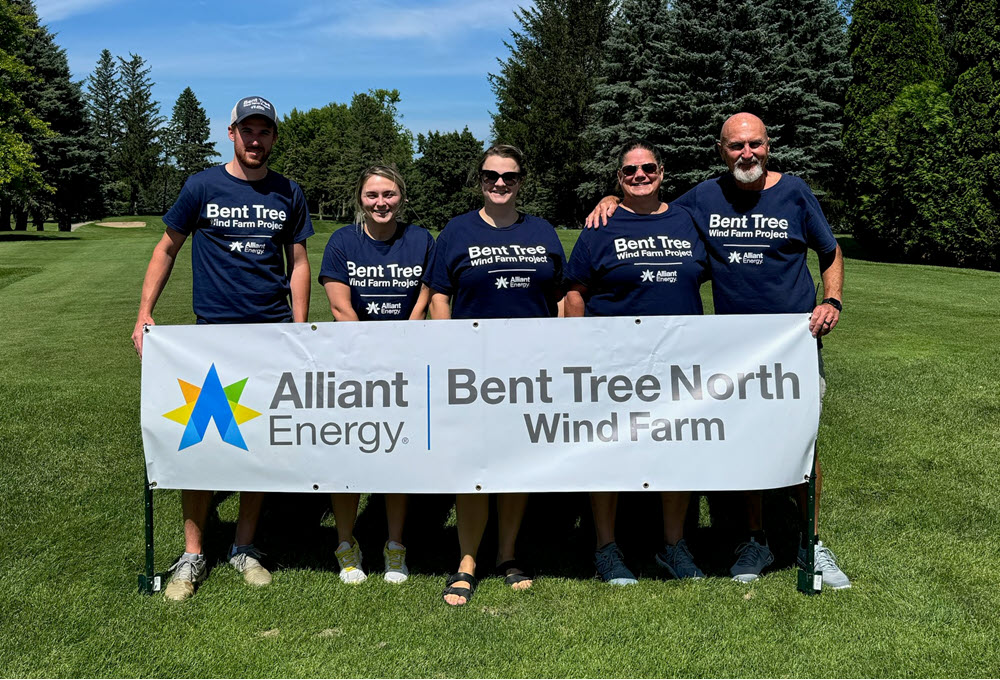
730, 537, 774, 583
813, 541, 851, 589
654, 538, 705, 580
383, 541, 409, 584
164, 553, 207, 601
229, 544, 272, 586
594, 542, 638, 585
335, 539, 367, 584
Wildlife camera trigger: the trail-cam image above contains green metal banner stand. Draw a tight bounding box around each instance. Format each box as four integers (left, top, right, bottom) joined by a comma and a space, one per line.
138, 473, 169, 595
797, 445, 822, 595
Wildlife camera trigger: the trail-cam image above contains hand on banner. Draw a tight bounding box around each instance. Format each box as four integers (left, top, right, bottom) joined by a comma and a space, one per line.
809, 303, 839, 338
132, 316, 153, 358
583, 195, 621, 229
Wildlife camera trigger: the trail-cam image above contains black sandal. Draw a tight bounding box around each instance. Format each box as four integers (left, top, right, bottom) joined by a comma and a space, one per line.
496, 560, 534, 587
442, 572, 477, 605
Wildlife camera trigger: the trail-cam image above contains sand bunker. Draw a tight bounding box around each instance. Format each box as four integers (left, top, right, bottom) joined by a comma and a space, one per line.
96, 221, 146, 228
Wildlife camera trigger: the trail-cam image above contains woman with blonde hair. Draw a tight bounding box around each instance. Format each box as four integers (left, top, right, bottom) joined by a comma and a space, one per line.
318, 164, 435, 584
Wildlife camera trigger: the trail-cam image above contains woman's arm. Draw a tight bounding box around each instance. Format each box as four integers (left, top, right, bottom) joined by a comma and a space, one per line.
429, 291, 452, 320
322, 279, 360, 321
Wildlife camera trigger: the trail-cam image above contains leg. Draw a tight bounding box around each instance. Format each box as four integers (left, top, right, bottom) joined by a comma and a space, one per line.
234, 491, 264, 547
330, 493, 361, 545
444, 494, 489, 605
660, 491, 690, 545
744, 490, 763, 533
181, 489, 212, 554
384, 493, 407, 545
497, 493, 533, 590
590, 491, 618, 548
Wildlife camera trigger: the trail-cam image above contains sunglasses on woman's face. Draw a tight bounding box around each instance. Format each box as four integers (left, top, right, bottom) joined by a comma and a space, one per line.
480, 170, 523, 185
620, 162, 659, 177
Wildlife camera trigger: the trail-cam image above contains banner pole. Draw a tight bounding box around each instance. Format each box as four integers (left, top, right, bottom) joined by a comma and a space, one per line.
796, 444, 822, 595
138, 472, 167, 595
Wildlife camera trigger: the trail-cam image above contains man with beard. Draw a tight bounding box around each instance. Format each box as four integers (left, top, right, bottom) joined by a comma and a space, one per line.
131, 96, 313, 601
586, 113, 849, 588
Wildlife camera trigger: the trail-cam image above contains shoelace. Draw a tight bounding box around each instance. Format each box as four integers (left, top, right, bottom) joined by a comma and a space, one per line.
595, 546, 625, 575
814, 545, 839, 572
733, 541, 769, 567
672, 542, 698, 570
385, 547, 406, 570
169, 556, 203, 580
337, 543, 362, 569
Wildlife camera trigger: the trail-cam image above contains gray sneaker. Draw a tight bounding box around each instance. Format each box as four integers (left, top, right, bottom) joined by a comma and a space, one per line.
229, 545, 272, 586
655, 538, 705, 579
164, 554, 207, 601
730, 537, 774, 582
594, 542, 638, 585
814, 541, 851, 589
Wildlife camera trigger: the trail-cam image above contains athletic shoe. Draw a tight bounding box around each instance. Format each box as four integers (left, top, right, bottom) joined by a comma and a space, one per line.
798, 540, 852, 589
383, 541, 409, 584
335, 539, 367, 584
654, 538, 705, 580
594, 542, 638, 585
164, 553, 207, 601
229, 544, 272, 586
730, 537, 774, 583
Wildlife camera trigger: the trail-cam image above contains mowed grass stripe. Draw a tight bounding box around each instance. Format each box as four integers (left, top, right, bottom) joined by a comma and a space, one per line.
0, 223, 998, 677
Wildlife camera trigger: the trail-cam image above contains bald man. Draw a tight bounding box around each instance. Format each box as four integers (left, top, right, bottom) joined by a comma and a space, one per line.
586, 113, 849, 588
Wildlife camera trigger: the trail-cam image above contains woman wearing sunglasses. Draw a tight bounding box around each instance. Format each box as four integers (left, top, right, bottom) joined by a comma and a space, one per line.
424, 144, 566, 606
564, 139, 709, 586
318, 164, 435, 586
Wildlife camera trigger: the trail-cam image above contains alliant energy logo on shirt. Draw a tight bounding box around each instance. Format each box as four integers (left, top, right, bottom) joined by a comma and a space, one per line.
639, 269, 679, 283
206, 203, 286, 231
347, 261, 422, 289
467, 244, 548, 267
365, 300, 404, 316
495, 275, 532, 289
614, 236, 693, 261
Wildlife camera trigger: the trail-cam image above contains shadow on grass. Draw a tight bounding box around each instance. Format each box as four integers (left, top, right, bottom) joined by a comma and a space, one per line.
194, 487, 809, 581
0, 232, 78, 242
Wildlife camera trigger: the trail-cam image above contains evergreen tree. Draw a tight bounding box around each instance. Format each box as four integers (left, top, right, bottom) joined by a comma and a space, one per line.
0, 0, 48, 230
408, 128, 484, 230
490, 0, 614, 226
843, 0, 947, 257
168, 87, 217, 180
86, 49, 120, 158
116, 53, 164, 214
579, 0, 670, 201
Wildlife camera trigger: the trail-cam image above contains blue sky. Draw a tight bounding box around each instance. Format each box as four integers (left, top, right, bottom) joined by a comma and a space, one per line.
36, 0, 529, 158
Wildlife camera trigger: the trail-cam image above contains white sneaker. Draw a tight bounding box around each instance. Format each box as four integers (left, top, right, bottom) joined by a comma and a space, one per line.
335, 540, 367, 584
383, 541, 409, 584
164, 554, 207, 601
229, 544, 272, 586
815, 541, 851, 589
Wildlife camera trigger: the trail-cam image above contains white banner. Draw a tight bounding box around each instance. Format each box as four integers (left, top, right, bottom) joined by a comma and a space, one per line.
141, 315, 818, 493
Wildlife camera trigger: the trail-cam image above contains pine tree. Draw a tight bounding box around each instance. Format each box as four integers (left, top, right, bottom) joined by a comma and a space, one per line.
490, 0, 614, 226
116, 53, 164, 215
168, 87, 217, 180
86, 49, 120, 159
579, 0, 670, 202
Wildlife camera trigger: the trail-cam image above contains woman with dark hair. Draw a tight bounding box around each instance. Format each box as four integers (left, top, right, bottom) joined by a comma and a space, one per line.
318, 164, 435, 585
565, 139, 709, 585
424, 144, 566, 606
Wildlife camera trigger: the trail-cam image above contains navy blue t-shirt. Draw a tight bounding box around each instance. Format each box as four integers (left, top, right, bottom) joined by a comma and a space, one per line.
163, 165, 314, 323
672, 174, 838, 314
566, 206, 708, 316
318, 223, 435, 320
423, 210, 566, 319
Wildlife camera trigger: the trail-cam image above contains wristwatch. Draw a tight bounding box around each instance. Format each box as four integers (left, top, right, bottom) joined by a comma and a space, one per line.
821, 297, 842, 312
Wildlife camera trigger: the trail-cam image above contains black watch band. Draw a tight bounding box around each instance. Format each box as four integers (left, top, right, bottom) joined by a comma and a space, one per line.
821, 297, 842, 312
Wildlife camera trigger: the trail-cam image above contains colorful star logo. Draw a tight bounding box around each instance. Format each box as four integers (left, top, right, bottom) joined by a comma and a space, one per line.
162, 364, 261, 451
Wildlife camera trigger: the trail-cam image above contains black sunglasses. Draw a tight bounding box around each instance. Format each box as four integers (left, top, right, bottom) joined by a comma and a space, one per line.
620, 162, 659, 177
480, 170, 523, 185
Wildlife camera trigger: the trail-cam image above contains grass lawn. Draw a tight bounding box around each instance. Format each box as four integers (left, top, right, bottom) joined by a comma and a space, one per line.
1, 217, 998, 677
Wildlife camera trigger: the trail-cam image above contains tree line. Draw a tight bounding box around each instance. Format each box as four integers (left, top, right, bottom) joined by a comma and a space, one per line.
2, 0, 997, 270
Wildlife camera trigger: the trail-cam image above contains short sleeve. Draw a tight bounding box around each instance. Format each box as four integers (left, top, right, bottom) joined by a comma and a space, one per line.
422, 228, 454, 295
565, 229, 595, 288
162, 177, 202, 235
318, 230, 350, 285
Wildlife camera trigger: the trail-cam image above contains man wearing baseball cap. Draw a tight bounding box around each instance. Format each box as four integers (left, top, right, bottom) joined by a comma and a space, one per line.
132, 96, 313, 601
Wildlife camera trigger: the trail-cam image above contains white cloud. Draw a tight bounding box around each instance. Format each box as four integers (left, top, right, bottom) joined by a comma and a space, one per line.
35, 0, 123, 22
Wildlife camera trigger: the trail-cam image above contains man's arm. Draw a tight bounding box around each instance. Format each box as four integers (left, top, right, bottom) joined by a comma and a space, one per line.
428, 291, 452, 320
584, 196, 621, 229
287, 241, 310, 322
809, 244, 844, 337
132, 229, 187, 358
409, 284, 432, 320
